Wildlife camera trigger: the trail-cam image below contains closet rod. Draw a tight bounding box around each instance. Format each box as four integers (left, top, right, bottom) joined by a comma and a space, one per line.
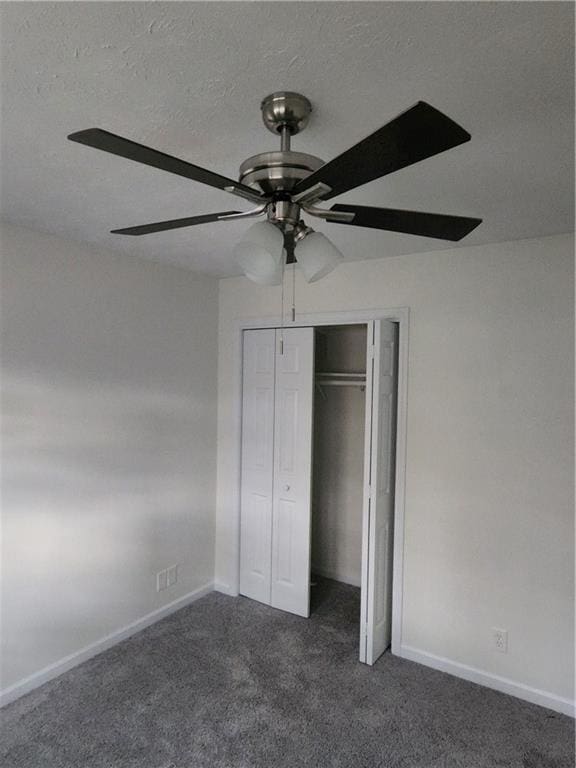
316, 371, 366, 379
315, 380, 366, 388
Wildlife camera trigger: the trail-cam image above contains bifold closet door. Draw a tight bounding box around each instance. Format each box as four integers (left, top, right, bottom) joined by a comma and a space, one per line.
271, 327, 315, 617
240, 327, 314, 618
239, 329, 276, 605
361, 320, 398, 665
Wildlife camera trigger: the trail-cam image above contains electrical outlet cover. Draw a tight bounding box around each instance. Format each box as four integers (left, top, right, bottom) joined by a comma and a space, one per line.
492, 627, 508, 653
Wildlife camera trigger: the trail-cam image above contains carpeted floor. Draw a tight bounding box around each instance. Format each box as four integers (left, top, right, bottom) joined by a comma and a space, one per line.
1, 578, 573, 768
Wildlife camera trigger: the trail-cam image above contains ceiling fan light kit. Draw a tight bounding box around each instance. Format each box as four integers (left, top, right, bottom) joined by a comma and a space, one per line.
68, 91, 482, 286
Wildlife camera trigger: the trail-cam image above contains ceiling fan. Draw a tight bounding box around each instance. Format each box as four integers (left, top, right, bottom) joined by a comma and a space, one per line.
68, 92, 481, 283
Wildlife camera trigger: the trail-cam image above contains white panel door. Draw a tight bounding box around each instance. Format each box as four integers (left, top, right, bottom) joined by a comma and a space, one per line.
271, 327, 315, 617
360, 320, 398, 664
239, 329, 276, 605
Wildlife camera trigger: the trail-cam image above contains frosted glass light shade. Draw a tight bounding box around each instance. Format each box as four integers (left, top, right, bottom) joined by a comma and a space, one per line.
234, 221, 284, 285
296, 232, 343, 283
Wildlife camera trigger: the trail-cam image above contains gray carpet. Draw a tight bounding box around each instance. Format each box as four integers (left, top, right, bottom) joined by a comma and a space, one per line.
1, 578, 573, 768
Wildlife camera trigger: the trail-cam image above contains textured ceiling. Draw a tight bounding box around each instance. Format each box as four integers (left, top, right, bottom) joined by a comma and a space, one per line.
1, 2, 574, 277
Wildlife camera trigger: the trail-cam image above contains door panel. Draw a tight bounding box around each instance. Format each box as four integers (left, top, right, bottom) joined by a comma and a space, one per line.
278, 389, 298, 473
361, 320, 398, 664
239, 329, 276, 604
275, 498, 295, 583
271, 327, 315, 617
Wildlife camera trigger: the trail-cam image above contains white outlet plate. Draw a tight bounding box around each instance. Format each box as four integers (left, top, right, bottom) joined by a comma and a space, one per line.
167, 564, 179, 587
157, 570, 168, 592
492, 627, 508, 653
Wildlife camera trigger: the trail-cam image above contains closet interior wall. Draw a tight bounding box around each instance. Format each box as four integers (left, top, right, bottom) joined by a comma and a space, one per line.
312, 325, 367, 588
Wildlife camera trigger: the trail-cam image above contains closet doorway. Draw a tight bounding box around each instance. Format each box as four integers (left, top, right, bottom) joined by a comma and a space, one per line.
238, 318, 400, 666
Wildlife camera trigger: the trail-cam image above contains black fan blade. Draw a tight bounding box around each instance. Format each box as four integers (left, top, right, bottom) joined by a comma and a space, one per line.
68, 128, 264, 203
111, 211, 241, 236
293, 102, 471, 201
330, 204, 482, 241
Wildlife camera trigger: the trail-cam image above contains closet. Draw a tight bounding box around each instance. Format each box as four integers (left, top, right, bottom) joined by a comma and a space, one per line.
312, 325, 367, 590
239, 320, 398, 665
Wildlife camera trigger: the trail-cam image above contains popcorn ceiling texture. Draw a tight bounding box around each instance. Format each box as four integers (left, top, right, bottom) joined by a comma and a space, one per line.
0, 2, 573, 276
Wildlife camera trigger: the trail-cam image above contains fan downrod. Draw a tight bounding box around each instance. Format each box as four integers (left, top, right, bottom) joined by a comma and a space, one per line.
238, 93, 322, 196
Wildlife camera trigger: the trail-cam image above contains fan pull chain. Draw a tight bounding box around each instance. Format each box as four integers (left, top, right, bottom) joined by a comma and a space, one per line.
279, 254, 286, 355
291, 261, 296, 322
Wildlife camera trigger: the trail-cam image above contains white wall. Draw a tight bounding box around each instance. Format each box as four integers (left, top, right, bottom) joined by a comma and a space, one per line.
1, 223, 219, 695
215, 233, 574, 708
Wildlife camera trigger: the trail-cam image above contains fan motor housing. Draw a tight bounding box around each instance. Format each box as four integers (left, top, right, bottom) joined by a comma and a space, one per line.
239, 151, 324, 195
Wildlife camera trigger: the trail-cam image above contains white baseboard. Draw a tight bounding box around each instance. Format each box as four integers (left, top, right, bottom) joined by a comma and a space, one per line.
311, 565, 361, 588
399, 644, 575, 718
214, 581, 239, 596
0, 581, 214, 708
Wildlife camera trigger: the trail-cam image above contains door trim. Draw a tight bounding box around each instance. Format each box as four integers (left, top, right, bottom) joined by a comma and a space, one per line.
229, 307, 409, 655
